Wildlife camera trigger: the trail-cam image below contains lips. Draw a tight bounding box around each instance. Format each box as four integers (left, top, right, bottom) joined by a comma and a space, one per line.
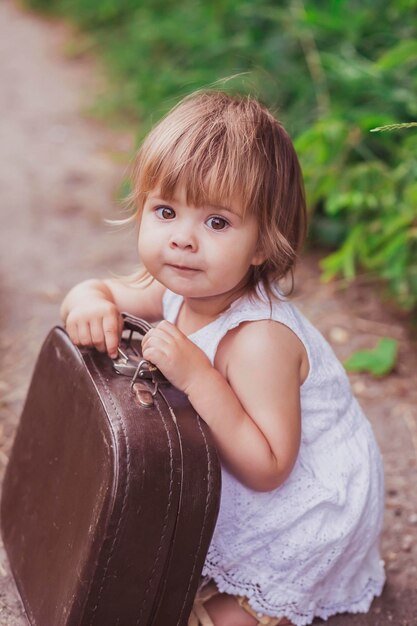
166, 263, 200, 272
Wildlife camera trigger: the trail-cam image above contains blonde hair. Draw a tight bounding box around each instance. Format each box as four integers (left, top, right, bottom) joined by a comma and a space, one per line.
130, 90, 307, 298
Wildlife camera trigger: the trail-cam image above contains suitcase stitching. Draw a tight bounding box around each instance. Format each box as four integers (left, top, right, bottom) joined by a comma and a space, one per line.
135, 393, 177, 625
86, 358, 133, 623
145, 398, 186, 626
87, 364, 176, 625
177, 415, 215, 626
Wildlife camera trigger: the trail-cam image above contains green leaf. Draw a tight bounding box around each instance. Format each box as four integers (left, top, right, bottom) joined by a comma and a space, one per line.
377, 41, 417, 70
344, 338, 398, 377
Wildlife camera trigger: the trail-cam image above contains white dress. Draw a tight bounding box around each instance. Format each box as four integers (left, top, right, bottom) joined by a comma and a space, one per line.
163, 287, 385, 626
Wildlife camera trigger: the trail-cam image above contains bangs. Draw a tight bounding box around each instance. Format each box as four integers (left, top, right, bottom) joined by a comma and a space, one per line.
143, 147, 248, 216
133, 93, 269, 218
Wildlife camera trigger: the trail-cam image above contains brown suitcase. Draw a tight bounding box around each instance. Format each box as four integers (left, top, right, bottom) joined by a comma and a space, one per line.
1, 314, 221, 626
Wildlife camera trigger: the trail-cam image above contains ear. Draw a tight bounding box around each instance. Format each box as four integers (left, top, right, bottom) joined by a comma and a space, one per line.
251, 248, 267, 267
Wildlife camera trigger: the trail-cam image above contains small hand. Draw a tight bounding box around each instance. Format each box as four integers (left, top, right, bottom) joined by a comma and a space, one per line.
141, 321, 212, 394
65, 300, 123, 359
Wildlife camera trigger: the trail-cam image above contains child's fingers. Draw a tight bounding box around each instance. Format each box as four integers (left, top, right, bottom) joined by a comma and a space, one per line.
102, 315, 120, 358
76, 322, 93, 348
142, 344, 167, 367
89, 319, 106, 353
142, 330, 171, 363
155, 320, 184, 338
65, 318, 80, 346
142, 328, 171, 353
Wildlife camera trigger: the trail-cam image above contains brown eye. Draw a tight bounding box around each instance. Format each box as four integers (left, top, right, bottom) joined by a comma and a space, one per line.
156, 206, 175, 219
206, 216, 229, 231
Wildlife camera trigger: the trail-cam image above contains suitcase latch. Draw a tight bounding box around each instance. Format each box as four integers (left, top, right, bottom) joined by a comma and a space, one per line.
113, 348, 159, 407
113, 349, 156, 379
131, 382, 155, 408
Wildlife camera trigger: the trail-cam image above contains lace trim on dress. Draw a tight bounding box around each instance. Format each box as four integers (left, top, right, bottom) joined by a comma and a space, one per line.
203, 557, 385, 626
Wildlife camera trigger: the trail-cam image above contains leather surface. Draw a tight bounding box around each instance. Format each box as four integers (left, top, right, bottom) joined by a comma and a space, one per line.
1, 325, 221, 626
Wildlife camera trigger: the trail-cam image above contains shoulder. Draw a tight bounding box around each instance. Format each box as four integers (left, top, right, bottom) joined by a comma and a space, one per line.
215, 318, 308, 383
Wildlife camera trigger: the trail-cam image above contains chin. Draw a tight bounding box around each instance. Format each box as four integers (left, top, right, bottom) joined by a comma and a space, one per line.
164, 282, 213, 299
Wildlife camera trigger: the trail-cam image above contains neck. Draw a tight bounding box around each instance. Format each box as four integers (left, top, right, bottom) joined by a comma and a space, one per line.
177, 281, 250, 335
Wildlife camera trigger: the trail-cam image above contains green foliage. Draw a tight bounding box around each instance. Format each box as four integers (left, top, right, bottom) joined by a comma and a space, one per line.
344, 338, 398, 376
371, 122, 417, 132
25, 0, 417, 311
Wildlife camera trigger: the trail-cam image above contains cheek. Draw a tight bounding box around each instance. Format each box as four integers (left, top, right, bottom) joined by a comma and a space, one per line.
137, 229, 146, 256
211, 245, 250, 279
224, 234, 259, 268
138, 214, 157, 248
137, 225, 156, 266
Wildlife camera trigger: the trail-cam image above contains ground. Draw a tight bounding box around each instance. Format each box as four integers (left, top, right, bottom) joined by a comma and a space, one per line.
0, 1, 416, 624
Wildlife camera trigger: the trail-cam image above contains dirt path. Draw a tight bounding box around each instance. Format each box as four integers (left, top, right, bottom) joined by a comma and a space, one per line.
0, 1, 416, 624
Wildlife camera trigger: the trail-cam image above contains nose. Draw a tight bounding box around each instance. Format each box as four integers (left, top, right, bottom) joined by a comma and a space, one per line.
169, 227, 198, 251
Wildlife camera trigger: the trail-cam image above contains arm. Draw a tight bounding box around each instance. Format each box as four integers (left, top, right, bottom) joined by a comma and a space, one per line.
142, 319, 305, 491
61, 277, 165, 358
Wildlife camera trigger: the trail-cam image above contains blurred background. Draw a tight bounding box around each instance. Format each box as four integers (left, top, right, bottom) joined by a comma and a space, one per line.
25, 0, 417, 314
1, 1, 417, 623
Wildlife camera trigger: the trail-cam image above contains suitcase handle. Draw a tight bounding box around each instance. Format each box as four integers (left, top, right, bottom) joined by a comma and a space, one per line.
121, 312, 153, 336
113, 313, 167, 396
